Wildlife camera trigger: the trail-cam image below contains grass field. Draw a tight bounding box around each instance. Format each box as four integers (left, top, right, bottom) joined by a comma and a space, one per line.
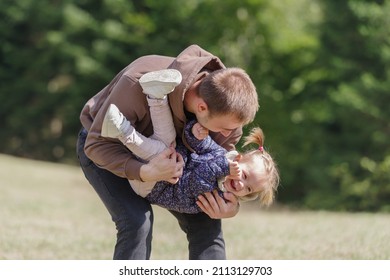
0, 154, 389, 260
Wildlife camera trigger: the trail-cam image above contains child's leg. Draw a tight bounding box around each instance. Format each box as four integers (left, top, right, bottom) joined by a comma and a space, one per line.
102, 104, 167, 161
129, 179, 156, 198
147, 97, 176, 147
140, 69, 181, 147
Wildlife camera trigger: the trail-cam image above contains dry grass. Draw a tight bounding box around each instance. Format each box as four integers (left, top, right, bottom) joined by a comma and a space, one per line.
0, 154, 389, 260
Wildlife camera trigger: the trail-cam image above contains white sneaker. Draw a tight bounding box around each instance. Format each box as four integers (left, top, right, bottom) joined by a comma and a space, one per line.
139, 69, 182, 99
101, 104, 124, 138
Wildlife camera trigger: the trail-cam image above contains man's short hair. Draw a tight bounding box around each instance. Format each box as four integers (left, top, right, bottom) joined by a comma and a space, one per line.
198, 68, 259, 124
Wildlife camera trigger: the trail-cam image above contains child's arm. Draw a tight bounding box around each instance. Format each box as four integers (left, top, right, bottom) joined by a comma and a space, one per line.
185, 120, 225, 155
192, 122, 209, 140
227, 159, 242, 180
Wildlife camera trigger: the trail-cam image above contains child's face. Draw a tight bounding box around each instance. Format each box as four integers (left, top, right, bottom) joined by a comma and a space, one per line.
223, 155, 264, 197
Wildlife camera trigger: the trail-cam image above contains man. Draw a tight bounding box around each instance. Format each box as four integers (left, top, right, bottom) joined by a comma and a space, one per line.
77, 44, 259, 259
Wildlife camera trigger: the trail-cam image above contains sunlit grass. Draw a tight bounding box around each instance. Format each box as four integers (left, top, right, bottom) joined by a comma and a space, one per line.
0, 154, 389, 260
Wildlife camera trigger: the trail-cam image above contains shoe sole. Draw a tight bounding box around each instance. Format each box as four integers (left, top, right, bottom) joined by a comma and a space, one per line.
139, 69, 182, 86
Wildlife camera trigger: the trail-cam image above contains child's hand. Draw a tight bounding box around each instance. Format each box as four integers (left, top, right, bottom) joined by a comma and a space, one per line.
227, 159, 241, 180
192, 122, 209, 140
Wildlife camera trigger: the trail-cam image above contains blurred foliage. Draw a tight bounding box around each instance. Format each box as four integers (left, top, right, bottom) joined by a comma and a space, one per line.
275, 0, 390, 211
1, 0, 389, 211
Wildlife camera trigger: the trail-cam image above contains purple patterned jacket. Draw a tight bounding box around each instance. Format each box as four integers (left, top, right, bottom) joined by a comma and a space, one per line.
146, 120, 230, 214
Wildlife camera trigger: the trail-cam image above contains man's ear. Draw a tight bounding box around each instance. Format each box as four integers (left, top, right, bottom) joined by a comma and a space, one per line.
197, 101, 208, 114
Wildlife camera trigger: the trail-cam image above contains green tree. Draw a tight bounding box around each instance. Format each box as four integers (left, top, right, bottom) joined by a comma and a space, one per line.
1, 0, 154, 161
1, 0, 389, 211
278, 0, 390, 211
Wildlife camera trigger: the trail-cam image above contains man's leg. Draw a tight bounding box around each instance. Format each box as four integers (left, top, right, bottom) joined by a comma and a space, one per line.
169, 211, 226, 260
77, 128, 154, 259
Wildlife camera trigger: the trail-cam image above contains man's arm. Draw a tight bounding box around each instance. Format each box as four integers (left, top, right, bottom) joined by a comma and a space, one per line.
84, 75, 183, 183
140, 147, 184, 184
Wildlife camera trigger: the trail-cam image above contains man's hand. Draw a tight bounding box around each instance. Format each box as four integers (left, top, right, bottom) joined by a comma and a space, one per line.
196, 190, 239, 219
192, 122, 209, 140
140, 147, 184, 184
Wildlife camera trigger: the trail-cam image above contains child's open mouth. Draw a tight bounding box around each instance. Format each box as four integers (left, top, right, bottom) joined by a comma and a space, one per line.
230, 179, 236, 190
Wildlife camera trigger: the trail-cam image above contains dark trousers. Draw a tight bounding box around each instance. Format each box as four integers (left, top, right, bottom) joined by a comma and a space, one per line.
76, 128, 226, 259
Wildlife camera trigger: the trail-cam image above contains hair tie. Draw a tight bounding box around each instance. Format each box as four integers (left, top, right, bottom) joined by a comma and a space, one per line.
259, 146, 264, 152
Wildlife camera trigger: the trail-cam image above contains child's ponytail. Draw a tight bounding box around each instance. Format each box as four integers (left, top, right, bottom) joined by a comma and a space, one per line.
243, 127, 264, 149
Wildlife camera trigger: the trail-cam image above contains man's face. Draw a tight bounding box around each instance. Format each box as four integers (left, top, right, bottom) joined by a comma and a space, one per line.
196, 112, 242, 137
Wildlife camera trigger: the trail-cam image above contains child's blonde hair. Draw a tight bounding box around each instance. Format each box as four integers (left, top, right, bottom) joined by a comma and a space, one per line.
241, 127, 279, 206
